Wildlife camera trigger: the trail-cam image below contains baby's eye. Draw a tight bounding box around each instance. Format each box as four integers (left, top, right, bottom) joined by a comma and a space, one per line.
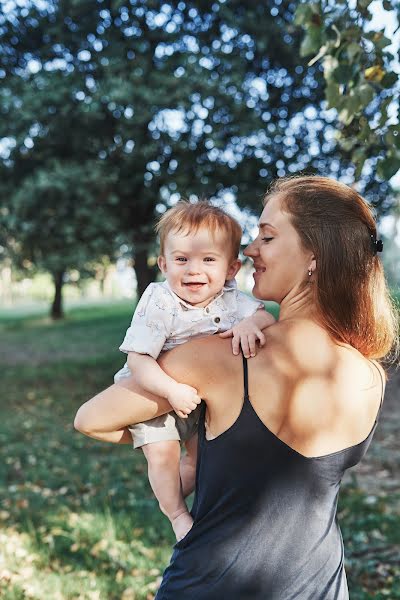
204, 257, 216, 262
262, 237, 273, 243
175, 257, 187, 262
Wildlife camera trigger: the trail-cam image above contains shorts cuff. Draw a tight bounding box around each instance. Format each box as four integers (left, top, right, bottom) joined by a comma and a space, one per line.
129, 427, 181, 449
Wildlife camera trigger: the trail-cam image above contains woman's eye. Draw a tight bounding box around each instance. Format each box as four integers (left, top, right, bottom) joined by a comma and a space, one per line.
262, 237, 273, 243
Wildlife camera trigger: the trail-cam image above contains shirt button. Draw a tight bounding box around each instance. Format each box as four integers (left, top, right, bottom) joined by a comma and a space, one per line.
205, 307, 210, 313
214, 316, 221, 323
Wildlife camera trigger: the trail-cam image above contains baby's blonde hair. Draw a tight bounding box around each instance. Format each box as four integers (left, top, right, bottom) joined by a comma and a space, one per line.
155, 200, 243, 261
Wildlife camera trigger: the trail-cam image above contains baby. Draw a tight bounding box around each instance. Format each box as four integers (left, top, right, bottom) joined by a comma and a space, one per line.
114, 200, 275, 541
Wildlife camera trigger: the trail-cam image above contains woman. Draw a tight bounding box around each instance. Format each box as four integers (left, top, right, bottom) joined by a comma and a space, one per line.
75, 176, 398, 599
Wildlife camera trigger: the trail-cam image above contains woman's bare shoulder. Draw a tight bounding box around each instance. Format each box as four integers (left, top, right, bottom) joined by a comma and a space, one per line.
261, 319, 384, 388
258, 319, 338, 374
248, 320, 384, 456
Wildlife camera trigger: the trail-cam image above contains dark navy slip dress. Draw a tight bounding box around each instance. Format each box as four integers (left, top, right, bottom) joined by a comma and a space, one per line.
156, 355, 384, 600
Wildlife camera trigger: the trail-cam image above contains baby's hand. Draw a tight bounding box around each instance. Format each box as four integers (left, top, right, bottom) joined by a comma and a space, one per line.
167, 383, 202, 419
219, 312, 275, 358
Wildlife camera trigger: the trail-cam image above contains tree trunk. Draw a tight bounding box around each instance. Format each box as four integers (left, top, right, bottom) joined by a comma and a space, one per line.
134, 238, 157, 297
51, 270, 65, 320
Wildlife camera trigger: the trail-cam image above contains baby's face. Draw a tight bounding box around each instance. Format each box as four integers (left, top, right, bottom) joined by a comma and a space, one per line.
158, 227, 240, 307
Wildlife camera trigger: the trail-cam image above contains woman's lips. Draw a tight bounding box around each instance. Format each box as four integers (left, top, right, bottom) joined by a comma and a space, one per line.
253, 268, 266, 279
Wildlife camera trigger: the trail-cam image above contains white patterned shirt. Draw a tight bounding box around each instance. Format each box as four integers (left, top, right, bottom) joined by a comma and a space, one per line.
114, 279, 263, 382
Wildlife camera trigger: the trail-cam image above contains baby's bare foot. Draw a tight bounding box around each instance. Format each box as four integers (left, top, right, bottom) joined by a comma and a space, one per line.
172, 511, 194, 541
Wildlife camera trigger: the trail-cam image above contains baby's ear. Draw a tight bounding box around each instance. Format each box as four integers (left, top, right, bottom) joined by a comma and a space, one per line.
157, 255, 167, 273
227, 259, 241, 280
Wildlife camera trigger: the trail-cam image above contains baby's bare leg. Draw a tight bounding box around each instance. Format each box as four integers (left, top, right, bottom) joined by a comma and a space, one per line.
180, 434, 198, 498
142, 441, 194, 541
74, 378, 171, 444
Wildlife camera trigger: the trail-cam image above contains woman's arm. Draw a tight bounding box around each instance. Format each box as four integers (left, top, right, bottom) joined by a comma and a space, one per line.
74, 337, 216, 444
127, 352, 201, 419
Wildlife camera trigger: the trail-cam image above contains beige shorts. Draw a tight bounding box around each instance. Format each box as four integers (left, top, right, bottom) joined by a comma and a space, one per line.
128, 405, 201, 449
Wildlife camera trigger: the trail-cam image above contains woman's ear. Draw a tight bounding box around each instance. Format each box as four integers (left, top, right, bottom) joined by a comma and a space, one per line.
308, 256, 316, 274
157, 255, 167, 273
227, 259, 242, 280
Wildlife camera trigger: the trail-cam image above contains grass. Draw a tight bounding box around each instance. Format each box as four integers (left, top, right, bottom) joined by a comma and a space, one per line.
1, 301, 171, 599
1, 301, 399, 599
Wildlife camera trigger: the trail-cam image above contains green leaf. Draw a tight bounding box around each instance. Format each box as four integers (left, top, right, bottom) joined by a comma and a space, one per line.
340, 137, 358, 152
352, 147, 367, 178
358, 118, 372, 143
338, 106, 356, 126
294, 3, 321, 26
377, 155, 400, 180
379, 97, 392, 128
294, 4, 314, 26
332, 64, 354, 84
323, 55, 339, 77
385, 128, 400, 150
338, 92, 365, 125
356, 0, 373, 10
357, 83, 375, 106
380, 72, 398, 89
347, 42, 362, 62
325, 80, 342, 109
300, 27, 323, 57
372, 32, 392, 50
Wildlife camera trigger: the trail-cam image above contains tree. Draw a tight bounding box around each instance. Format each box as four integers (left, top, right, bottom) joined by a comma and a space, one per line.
381, 201, 400, 290
6, 160, 118, 318
295, 0, 400, 187
1, 0, 395, 306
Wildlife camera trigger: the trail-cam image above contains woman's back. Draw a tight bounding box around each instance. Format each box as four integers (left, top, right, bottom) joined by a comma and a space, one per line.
156, 323, 384, 599
164, 320, 384, 461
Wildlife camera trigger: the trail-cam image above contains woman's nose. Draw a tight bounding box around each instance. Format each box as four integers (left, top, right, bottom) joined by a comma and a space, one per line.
244, 240, 258, 257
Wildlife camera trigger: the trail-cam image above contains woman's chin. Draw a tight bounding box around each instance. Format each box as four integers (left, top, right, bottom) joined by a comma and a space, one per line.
252, 284, 275, 303
251, 286, 263, 300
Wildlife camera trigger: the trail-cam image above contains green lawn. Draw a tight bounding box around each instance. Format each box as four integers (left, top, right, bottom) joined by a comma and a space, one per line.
0, 302, 399, 599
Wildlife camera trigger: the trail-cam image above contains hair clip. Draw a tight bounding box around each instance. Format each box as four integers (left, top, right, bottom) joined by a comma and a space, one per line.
370, 234, 383, 255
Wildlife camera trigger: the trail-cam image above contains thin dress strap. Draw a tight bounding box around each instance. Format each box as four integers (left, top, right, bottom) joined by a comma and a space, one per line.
242, 353, 250, 401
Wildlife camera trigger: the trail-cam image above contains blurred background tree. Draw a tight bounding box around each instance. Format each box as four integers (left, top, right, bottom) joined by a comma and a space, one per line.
4, 160, 119, 318
295, 0, 400, 186
0, 0, 398, 317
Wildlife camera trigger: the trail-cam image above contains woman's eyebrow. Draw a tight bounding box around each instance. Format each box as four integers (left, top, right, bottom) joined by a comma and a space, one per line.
259, 222, 278, 231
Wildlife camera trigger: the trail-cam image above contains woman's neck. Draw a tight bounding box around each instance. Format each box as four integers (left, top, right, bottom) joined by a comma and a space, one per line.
278, 284, 317, 322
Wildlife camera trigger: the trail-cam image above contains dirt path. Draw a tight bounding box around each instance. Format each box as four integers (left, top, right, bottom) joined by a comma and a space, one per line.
344, 366, 400, 493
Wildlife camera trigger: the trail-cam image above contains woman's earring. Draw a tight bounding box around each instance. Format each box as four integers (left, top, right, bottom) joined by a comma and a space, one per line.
308, 269, 313, 277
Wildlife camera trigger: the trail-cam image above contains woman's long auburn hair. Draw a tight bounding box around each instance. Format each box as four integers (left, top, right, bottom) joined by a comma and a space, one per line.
266, 176, 399, 363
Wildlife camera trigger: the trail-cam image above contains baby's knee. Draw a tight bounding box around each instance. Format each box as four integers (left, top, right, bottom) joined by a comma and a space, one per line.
143, 441, 180, 468
74, 404, 93, 435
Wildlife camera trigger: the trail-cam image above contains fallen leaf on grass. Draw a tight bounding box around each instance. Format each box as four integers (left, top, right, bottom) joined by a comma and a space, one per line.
121, 587, 136, 600
90, 539, 108, 556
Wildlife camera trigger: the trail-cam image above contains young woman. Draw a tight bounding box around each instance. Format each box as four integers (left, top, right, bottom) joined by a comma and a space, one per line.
75, 176, 398, 599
